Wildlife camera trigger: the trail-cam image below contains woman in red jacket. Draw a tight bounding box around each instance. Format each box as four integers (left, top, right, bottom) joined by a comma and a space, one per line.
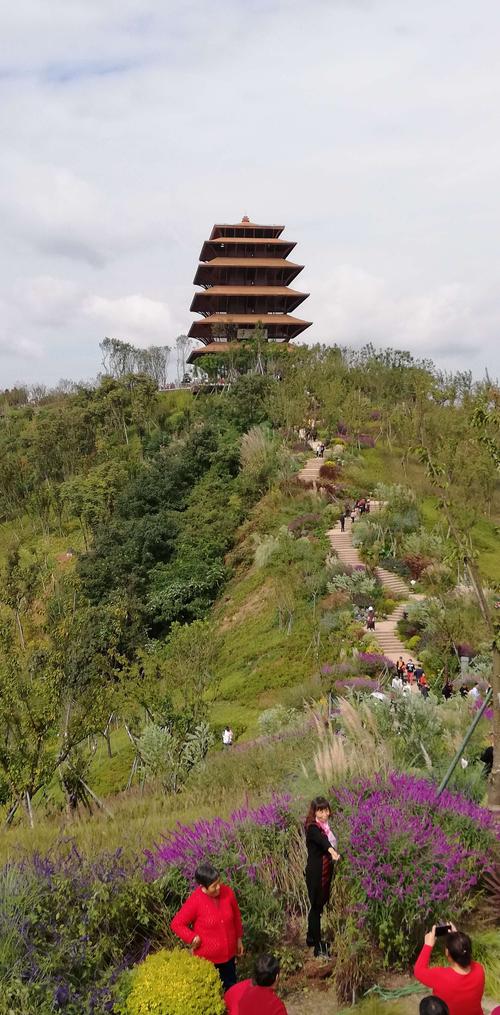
414, 924, 485, 1015
171, 862, 243, 991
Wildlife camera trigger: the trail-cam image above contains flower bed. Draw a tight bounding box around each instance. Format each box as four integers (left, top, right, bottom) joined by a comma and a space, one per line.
330, 772, 498, 964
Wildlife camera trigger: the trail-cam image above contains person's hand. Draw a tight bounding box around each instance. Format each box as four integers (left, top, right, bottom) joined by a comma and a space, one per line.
329, 848, 340, 862
424, 926, 436, 948
236, 938, 244, 957
449, 922, 457, 932
191, 935, 201, 951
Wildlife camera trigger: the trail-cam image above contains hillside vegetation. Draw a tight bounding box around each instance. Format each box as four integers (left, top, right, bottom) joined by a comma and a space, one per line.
1, 344, 500, 1013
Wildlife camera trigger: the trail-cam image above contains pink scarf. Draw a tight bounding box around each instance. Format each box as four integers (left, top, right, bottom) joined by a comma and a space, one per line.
316, 818, 337, 850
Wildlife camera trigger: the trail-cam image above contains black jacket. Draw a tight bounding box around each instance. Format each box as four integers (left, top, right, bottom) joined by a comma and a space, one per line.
305, 823, 333, 904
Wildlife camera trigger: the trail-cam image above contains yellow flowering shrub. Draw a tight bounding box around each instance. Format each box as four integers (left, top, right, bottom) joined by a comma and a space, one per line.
120, 948, 225, 1015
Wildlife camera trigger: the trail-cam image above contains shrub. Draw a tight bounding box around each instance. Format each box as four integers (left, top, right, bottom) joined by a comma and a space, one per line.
287, 513, 321, 537
357, 652, 395, 674
116, 948, 225, 1015
319, 462, 339, 481
258, 705, 301, 735
330, 772, 498, 965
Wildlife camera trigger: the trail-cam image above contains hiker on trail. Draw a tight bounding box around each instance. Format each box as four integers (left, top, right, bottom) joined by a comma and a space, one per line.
418, 672, 430, 698
406, 659, 415, 679
225, 954, 288, 1015
414, 924, 485, 1015
171, 862, 243, 991
365, 498, 371, 513
305, 796, 340, 958
366, 606, 375, 630
358, 497, 366, 514
339, 511, 346, 532
391, 672, 404, 692
350, 506, 356, 524
396, 656, 406, 680
316, 442, 325, 458
222, 726, 234, 747
442, 679, 454, 699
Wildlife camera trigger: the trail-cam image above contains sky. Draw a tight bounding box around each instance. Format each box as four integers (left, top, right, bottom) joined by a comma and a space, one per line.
1, 0, 500, 387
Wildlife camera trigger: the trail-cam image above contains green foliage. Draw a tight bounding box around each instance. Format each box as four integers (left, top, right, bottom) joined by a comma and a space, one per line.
115, 948, 225, 1015
138, 721, 214, 793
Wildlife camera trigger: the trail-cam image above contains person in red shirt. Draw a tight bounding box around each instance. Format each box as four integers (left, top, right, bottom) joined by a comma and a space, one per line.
170, 862, 243, 991
227, 954, 287, 1015
414, 924, 485, 1015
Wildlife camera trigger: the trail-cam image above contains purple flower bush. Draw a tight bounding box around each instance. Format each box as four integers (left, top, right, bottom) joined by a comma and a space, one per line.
144, 796, 291, 884
357, 651, 396, 673
334, 677, 381, 693
329, 773, 498, 964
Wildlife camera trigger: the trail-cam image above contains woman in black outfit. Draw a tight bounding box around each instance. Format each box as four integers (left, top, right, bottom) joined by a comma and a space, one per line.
305, 796, 340, 957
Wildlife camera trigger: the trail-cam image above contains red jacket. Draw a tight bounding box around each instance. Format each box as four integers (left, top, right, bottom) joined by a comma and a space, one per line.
225, 979, 251, 1013
239, 985, 288, 1015
170, 885, 243, 964
414, 944, 485, 1015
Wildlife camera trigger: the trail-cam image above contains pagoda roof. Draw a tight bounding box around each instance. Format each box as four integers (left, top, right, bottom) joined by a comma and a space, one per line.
190, 285, 308, 314
193, 257, 304, 286
200, 236, 296, 261
188, 313, 312, 340
209, 222, 284, 239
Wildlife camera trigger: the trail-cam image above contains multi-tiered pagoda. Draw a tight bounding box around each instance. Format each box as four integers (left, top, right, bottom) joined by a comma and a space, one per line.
187, 217, 311, 364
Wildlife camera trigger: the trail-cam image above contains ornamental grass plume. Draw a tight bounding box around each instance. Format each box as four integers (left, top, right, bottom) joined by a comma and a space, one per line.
312, 708, 393, 786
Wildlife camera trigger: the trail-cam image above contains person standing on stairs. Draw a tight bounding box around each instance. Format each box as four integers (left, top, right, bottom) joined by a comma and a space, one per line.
366, 606, 376, 630
339, 511, 346, 532
304, 796, 340, 957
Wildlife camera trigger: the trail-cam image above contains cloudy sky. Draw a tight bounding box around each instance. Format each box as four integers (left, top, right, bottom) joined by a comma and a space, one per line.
1, 0, 500, 386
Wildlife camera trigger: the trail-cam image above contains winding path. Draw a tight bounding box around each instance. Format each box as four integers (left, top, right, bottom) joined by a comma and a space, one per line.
298, 452, 422, 663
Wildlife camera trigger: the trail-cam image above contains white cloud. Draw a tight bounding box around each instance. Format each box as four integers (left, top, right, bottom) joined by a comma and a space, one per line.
0, 0, 499, 383
84, 293, 172, 342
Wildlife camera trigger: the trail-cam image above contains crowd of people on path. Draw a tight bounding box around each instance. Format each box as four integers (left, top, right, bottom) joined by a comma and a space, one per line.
169, 796, 495, 1015
392, 657, 430, 696
338, 498, 371, 532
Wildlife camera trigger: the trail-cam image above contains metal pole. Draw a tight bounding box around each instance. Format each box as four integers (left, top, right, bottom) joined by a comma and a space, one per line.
436, 688, 492, 797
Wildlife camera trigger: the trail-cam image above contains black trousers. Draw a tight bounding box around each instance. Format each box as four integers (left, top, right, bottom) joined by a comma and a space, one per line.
306, 901, 324, 947
214, 957, 237, 991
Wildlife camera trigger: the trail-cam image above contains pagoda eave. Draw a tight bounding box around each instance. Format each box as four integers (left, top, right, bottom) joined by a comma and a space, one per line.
193, 258, 304, 287
188, 314, 312, 341
199, 237, 296, 261
190, 286, 309, 315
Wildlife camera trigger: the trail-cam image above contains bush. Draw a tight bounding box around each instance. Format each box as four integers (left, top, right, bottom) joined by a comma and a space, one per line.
330, 772, 498, 966
116, 948, 225, 1015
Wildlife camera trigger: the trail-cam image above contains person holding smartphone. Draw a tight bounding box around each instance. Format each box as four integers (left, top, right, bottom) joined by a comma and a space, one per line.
414, 923, 485, 1015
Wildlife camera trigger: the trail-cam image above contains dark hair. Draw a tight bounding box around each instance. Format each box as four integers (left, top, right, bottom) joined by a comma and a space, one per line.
305, 795, 331, 827
446, 931, 472, 968
420, 998, 449, 1015
253, 954, 280, 988
194, 863, 219, 888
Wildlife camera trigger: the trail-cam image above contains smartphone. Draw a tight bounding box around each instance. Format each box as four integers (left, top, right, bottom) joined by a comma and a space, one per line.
435, 924, 452, 937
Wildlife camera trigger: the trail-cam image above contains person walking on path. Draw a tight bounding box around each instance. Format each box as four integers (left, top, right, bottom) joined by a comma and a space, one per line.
304, 796, 340, 957
222, 726, 234, 747
414, 925, 484, 1015
366, 606, 375, 630
226, 955, 288, 1015
339, 511, 346, 532
170, 862, 243, 991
